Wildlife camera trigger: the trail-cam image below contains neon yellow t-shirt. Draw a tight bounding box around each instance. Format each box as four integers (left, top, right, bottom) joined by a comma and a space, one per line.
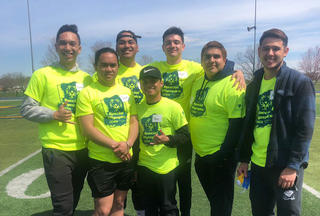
148, 60, 203, 118
24, 66, 91, 151
92, 62, 144, 104
189, 75, 245, 157
251, 77, 276, 167
137, 97, 188, 174
76, 82, 137, 163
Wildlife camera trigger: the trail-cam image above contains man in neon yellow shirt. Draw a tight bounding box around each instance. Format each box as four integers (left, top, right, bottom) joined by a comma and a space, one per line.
189, 41, 245, 216
136, 66, 189, 216
237, 29, 315, 216
149, 27, 245, 216
76, 47, 138, 216
21, 24, 91, 216
116, 30, 144, 104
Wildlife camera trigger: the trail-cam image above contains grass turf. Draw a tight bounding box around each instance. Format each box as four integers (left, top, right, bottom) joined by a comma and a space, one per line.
0, 99, 319, 215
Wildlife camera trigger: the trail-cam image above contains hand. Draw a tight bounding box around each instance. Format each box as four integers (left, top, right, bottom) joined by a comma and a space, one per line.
113, 141, 129, 157
231, 70, 246, 90
237, 162, 249, 178
278, 168, 297, 189
53, 101, 75, 124
150, 130, 169, 145
119, 153, 132, 162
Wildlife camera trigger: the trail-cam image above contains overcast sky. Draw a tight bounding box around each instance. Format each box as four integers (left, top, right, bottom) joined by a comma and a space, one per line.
1, 0, 320, 76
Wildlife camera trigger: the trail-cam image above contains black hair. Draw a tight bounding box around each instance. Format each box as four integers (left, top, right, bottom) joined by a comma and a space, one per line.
259, 28, 288, 47
162, 26, 184, 43
94, 47, 119, 66
56, 24, 81, 44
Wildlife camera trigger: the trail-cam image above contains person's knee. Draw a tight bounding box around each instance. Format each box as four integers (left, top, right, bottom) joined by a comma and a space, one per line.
94, 208, 111, 216
113, 198, 125, 211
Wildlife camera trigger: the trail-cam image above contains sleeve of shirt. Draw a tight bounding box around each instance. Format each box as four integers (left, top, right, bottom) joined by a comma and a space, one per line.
20, 96, 55, 122
129, 93, 137, 116
24, 70, 45, 103
76, 87, 93, 117
225, 81, 246, 119
287, 76, 315, 171
171, 103, 188, 131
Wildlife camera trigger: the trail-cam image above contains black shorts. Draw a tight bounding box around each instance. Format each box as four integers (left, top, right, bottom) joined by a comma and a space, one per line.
87, 158, 134, 198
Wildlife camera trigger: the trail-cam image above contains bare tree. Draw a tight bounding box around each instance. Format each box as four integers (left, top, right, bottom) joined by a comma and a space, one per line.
0, 73, 30, 92
86, 40, 112, 74
40, 38, 59, 67
138, 55, 153, 65
235, 45, 262, 81
299, 46, 320, 83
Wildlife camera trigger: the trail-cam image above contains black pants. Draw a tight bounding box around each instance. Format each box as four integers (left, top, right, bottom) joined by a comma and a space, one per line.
195, 154, 236, 216
177, 161, 192, 216
250, 163, 304, 216
137, 166, 179, 216
177, 139, 193, 216
42, 147, 88, 216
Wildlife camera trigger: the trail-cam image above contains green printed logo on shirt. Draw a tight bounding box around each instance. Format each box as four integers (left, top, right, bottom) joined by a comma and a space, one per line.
58, 81, 79, 113
141, 114, 159, 145
190, 87, 209, 117
162, 71, 183, 99
103, 95, 127, 127
121, 76, 143, 104
256, 90, 274, 128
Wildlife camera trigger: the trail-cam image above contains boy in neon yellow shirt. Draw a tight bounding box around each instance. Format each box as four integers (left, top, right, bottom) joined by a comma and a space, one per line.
189, 41, 245, 216
76, 47, 138, 216
21, 24, 91, 216
136, 66, 189, 216
237, 28, 315, 216
149, 27, 246, 216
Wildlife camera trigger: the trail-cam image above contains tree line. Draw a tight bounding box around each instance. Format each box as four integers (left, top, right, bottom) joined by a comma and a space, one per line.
1, 42, 319, 94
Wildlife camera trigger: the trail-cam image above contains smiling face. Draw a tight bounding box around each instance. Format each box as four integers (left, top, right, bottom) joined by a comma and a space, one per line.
116, 32, 139, 60
140, 77, 163, 99
95, 52, 119, 86
162, 34, 185, 60
201, 47, 226, 80
55, 31, 81, 69
258, 37, 289, 73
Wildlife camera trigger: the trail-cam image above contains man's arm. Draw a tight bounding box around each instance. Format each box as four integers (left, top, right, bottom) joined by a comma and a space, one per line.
219, 118, 244, 158
151, 124, 190, 147
279, 77, 315, 189
287, 77, 315, 170
21, 96, 74, 124
113, 115, 139, 160
21, 96, 55, 123
78, 114, 118, 149
231, 70, 246, 90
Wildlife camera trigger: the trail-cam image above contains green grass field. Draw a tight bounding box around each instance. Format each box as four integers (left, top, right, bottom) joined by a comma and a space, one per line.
0, 99, 320, 216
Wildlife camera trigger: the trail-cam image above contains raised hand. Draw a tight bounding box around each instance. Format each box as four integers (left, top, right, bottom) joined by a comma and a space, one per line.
150, 130, 169, 145
53, 101, 75, 124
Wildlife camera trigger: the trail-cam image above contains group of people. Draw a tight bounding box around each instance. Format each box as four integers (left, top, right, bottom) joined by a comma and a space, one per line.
21, 24, 315, 216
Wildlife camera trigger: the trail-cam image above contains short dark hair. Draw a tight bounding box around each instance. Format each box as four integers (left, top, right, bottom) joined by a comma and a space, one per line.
116, 30, 141, 43
94, 47, 119, 66
56, 24, 81, 44
259, 28, 288, 47
201, 41, 227, 61
162, 26, 184, 43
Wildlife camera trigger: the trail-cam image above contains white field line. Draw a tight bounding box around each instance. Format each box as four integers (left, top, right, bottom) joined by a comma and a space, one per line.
0, 149, 41, 177
303, 183, 320, 199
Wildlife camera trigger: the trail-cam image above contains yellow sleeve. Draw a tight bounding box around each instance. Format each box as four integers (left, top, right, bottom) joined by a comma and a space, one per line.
171, 102, 188, 130
129, 93, 137, 115
225, 81, 246, 118
76, 87, 93, 117
24, 70, 45, 102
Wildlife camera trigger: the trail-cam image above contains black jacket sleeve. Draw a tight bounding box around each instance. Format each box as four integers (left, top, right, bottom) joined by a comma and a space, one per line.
166, 125, 190, 148
202, 118, 244, 162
